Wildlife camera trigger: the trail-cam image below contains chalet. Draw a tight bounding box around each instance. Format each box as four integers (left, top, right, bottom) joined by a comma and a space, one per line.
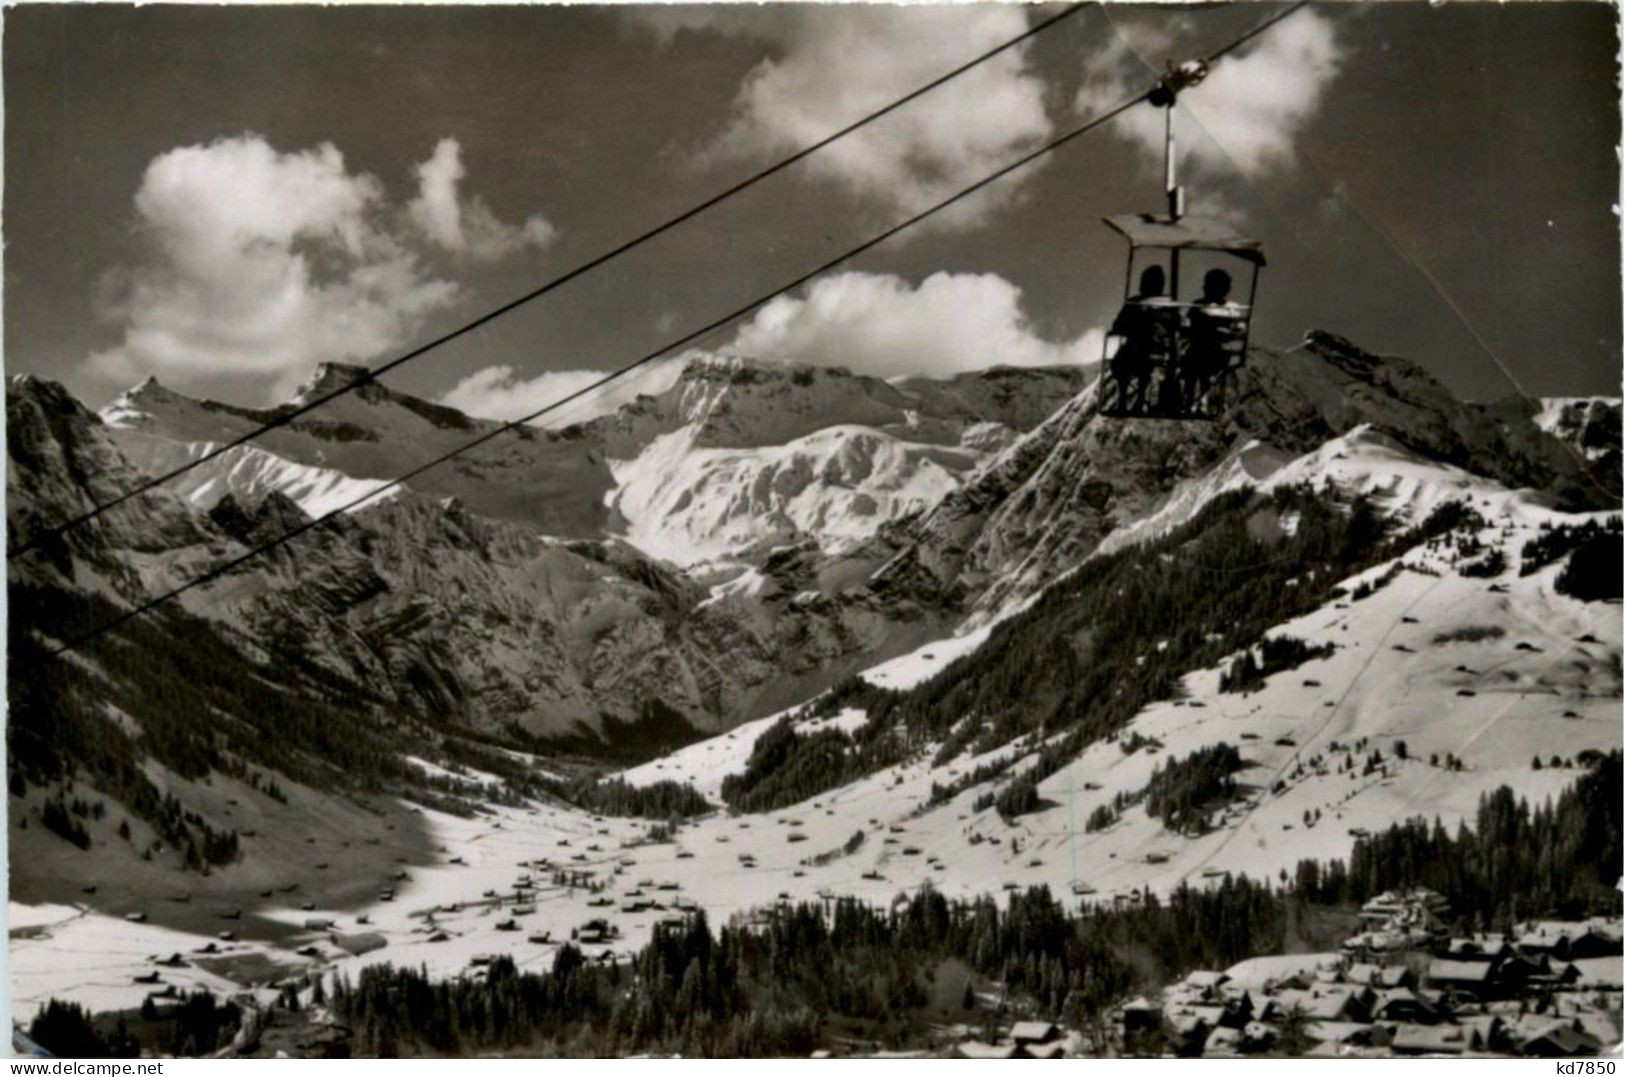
1457, 1014, 1508, 1053
952, 1041, 1025, 1059
1359, 888, 1448, 925
1426, 957, 1503, 1001
1370, 987, 1443, 1024
1517, 921, 1621, 960
1120, 996, 1161, 1034
1345, 963, 1411, 989
330, 932, 387, 957
1274, 985, 1373, 1023
1519, 1021, 1603, 1058
1305, 1021, 1387, 1049
1445, 935, 1512, 962
1530, 961, 1583, 989
1009, 1021, 1060, 1046
1389, 1023, 1469, 1056
1565, 927, 1622, 960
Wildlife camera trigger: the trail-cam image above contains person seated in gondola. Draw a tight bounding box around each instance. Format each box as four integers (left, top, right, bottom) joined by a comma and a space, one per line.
1183, 268, 1247, 413
1108, 265, 1177, 413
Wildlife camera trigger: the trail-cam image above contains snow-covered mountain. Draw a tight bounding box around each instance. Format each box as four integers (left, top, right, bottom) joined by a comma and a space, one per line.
97, 354, 1088, 571
99, 365, 618, 538
15, 335, 1608, 748
10, 355, 1086, 745
10, 331, 1621, 1031
871, 331, 1609, 622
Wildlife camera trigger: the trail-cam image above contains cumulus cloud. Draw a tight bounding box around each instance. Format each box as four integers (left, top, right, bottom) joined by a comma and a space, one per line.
633, 6, 1053, 229
408, 138, 557, 260
727, 271, 1100, 378
1078, 8, 1345, 180
89, 134, 555, 404
440, 358, 686, 428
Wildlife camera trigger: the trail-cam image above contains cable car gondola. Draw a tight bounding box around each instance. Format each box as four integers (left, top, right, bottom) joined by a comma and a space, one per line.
1097, 61, 1267, 421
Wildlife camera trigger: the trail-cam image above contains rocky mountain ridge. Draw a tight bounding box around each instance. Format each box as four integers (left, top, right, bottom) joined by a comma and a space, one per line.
10, 335, 1615, 751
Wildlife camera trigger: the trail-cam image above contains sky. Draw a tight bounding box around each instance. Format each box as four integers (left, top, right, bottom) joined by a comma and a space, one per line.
5, 1, 1621, 423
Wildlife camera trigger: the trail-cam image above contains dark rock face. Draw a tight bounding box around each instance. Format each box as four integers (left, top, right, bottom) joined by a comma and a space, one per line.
867, 331, 1609, 618
7, 333, 1599, 749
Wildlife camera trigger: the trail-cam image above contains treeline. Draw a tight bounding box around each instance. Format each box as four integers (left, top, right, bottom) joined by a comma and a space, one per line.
724, 489, 1480, 815
331, 755, 1620, 1058
1521, 517, 1620, 575
40, 757, 1620, 1058
1516, 516, 1621, 601
1556, 530, 1622, 601
555, 776, 711, 820
431, 724, 710, 820
1218, 636, 1334, 694
330, 878, 1293, 1057
26, 990, 240, 1059
1144, 743, 1243, 836
9, 583, 430, 815
1294, 751, 1622, 926
9, 579, 697, 871
721, 714, 898, 815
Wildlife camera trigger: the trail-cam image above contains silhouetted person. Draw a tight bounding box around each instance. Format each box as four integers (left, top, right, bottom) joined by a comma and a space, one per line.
1109, 265, 1174, 412
1184, 268, 1245, 413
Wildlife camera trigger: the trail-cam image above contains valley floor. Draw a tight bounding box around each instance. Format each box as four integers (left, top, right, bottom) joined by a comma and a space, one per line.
10, 435, 1622, 1056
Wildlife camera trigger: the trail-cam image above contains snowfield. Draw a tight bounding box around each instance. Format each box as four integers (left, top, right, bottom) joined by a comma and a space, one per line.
15, 498, 1616, 1025
608, 424, 972, 567
11, 376, 1621, 1029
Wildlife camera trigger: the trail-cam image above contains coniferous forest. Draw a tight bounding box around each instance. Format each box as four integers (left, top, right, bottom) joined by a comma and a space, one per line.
723, 488, 1477, 814
263, 755, 1619, 1059
30, 755, 1605, 1059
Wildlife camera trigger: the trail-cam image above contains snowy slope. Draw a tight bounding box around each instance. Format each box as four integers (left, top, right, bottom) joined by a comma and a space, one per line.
99, 367, 616, 538
104, 425, 399, 518
608, 425, 973, 566
13, 492, 1618, 1023
11, 340, 1621, 1025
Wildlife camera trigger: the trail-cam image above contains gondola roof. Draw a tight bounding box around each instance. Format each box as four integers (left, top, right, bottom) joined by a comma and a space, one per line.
1103, 213, 1266, 266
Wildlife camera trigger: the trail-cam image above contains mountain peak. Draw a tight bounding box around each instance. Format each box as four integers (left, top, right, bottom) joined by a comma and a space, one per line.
676, 351, 844, 384
291, 362, 377, 405
115, 374, 175, 405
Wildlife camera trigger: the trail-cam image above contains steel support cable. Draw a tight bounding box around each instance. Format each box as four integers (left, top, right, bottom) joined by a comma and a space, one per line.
42, 2, 1312, 657
9, 1, 1093, 560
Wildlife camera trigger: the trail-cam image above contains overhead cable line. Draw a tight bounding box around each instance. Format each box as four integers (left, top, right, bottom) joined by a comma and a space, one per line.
9, 0, 1092, 560
43, 1, 1309, 657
